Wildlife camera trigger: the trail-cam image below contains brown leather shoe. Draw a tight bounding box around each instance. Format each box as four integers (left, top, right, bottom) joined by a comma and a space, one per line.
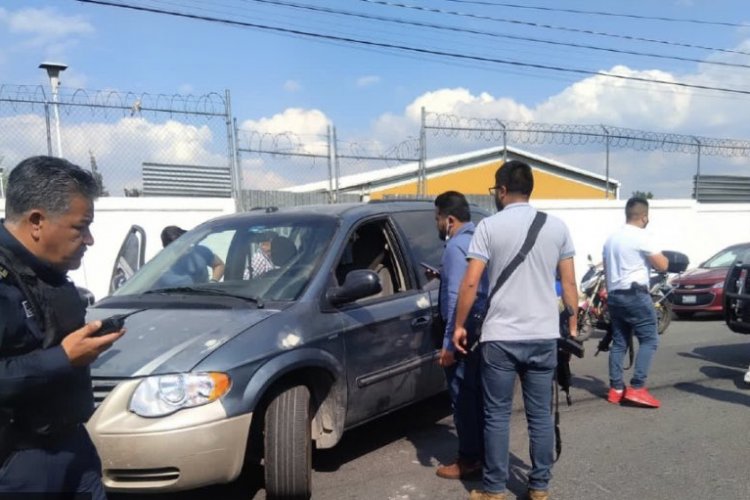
436, 458, 482, 480
469, 490, 507, 500
527, 488, 550, 500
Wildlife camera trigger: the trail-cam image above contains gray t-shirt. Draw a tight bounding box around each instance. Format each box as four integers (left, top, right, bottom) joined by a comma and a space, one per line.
468, 203, 575, 342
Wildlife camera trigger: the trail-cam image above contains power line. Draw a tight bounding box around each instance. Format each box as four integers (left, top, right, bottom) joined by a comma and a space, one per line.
75, 0, 750, 97
359, 0, 750, 57
444, 0, 750, 28
242, 0, 750, 70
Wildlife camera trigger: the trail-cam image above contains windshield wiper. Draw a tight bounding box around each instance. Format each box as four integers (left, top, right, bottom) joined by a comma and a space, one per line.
143, 286, 265, 308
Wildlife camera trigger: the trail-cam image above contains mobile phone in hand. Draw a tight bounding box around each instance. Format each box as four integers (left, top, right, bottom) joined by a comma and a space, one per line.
420, 262, 440, 278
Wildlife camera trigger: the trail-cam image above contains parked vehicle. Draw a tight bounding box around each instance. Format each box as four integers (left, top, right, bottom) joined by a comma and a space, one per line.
578, 251, 686, 338
85, 201, 487, 498
577, 255, 607, 342
649, 272, 675, 335
724, 260, 750, 334
670, 242, 750, 318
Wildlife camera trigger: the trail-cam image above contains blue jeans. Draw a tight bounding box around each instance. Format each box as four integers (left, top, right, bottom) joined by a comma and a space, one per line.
608, 291, 659, 390
444, 331, 483, 462
481, 340, 557, 494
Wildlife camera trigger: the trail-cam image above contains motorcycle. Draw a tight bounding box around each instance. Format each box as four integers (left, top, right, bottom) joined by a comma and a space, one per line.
576, 255, 608, 342
577, 255, 676, 341
649, 272, 675, 336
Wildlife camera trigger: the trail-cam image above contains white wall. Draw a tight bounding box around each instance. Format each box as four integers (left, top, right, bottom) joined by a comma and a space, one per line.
535, 199, 750, 278
1, 197, 236, 301
2, 197, 749, 301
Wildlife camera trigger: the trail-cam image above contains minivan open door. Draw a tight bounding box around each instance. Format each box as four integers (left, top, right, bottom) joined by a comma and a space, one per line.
109, 225, 146, 295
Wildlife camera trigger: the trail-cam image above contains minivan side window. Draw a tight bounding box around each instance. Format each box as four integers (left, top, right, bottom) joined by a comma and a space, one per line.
391, 210, 444, 288
334, 220, 408, 301
392, 208, 488, 288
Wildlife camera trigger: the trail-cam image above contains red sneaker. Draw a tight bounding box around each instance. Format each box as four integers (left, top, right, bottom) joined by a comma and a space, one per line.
607, 388, 624, 404
623, 387, 661, 408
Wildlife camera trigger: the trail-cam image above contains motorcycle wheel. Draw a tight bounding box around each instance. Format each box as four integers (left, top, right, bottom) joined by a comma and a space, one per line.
576, 309, 594, 342
656, 301, 672, 335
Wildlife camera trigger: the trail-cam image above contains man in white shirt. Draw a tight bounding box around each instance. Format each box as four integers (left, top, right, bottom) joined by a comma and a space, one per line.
602, 197, 668, 408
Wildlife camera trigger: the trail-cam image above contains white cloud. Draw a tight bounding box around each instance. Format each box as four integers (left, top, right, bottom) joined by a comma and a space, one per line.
241, 108, 329, 139
178, 83, 195, 95
0, 114, 227, 195
283, 80, 302, 92
356, 75, 381, 88
2, 7, 93, 43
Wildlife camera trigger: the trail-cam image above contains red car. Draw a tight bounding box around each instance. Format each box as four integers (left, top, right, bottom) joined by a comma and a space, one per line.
670, 242, 750, 318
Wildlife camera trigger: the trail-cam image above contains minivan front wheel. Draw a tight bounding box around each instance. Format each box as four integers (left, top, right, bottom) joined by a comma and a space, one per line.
264, 385, 312, 500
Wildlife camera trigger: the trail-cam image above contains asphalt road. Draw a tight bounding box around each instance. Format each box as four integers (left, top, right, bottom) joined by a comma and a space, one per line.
112, 315, 750, 500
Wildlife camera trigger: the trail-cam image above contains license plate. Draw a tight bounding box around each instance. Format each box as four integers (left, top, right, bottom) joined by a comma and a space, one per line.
682, 295, 697, 304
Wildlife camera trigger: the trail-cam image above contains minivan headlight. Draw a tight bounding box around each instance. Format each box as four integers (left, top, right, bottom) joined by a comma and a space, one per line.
129, 372, 231, 417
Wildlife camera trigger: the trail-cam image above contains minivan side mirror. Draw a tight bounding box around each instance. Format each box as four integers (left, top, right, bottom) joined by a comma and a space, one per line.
327, 270, 382, 306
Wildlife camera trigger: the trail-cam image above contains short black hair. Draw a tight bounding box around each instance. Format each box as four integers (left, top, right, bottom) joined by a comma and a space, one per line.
161, 225, 187, 247
434, 191, 471, 222
625, 197, 649, 221
494, 160, 534, 196
5, 156, 99, 221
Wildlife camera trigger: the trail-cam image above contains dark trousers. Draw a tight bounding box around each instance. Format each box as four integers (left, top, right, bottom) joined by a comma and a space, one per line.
444, 345, 483, 462
0, 425, 106, 499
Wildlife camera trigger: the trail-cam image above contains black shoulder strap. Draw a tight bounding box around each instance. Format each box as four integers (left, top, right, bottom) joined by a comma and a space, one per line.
486, 211, 548, 306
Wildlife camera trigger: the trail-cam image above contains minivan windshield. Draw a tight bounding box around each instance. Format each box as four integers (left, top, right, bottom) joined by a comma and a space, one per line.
113, 215, 338, 302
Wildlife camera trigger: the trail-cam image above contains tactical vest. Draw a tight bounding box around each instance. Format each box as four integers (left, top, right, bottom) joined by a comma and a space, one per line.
0, 246, 91, 449
0, 246, 86, 351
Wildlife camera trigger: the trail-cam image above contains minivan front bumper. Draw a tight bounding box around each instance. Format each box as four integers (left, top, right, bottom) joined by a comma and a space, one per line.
87, 379, 252, 492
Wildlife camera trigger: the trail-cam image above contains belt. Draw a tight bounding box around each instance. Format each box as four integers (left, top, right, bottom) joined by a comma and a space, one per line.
610, 283, 648, 295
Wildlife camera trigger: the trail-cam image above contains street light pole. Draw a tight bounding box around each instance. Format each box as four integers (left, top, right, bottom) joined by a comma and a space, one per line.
39, 62, 67, 158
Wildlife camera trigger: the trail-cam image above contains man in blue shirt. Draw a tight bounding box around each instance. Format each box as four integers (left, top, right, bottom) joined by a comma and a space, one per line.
434, 191, 489, 480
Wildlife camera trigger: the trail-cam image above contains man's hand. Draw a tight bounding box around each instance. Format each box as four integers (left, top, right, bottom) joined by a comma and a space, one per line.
61, 321, 125, 367
453, 325, 468, 355
423, 267, 440, 281
438, 348, 456, 367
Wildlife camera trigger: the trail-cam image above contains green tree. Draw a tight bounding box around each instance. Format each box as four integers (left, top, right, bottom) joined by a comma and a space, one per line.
89, 150, 109, 197
0, 156, 7, 199
631, 190, 654, 199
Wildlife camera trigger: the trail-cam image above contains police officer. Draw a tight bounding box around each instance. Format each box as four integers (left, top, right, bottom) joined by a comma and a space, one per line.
0, 156, 124, 497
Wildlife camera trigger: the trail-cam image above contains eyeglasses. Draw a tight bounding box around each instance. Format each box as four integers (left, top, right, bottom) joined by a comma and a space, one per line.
488, 186, 500, 196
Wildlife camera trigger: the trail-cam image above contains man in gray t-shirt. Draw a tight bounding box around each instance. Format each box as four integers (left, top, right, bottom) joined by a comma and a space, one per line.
453, 160, 578, 500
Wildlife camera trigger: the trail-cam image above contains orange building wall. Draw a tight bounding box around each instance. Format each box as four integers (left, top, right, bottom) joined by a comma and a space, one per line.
370, 160, 615, 200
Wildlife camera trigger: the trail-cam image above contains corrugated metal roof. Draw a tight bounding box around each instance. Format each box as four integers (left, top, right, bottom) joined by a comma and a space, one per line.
694, 175, 750, 203
142, 162, 232, 198
283, 145, 619, 194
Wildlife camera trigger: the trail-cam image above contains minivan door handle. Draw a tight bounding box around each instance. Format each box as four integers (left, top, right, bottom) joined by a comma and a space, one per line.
411, 316, 431, 328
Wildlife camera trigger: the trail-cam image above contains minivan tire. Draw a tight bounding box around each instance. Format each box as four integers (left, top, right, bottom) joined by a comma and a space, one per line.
264, 385, 312, 500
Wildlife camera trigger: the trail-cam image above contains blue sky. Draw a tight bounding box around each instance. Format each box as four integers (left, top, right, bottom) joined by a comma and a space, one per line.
2, 0, 750, 197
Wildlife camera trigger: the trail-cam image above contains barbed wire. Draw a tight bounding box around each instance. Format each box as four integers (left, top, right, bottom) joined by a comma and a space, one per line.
425, 112, 750, 157
237, 128, 421, 166
0, 84, 227, 118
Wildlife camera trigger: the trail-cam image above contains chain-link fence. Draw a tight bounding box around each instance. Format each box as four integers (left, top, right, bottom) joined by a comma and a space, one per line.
234, 124, 421, 209
4, 82, 750, 206
0, 84, 236, 199
422, 110, 750, 200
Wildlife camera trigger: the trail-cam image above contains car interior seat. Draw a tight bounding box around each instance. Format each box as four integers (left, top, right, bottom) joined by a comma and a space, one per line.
351, 226, 394, 298
270, 236, 297, 267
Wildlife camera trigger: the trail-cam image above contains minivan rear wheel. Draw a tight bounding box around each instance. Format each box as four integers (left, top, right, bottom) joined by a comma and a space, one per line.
264, 385, 312, 500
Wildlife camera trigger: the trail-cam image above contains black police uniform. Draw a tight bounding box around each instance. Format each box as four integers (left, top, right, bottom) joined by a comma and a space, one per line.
0, 222, 106, 498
